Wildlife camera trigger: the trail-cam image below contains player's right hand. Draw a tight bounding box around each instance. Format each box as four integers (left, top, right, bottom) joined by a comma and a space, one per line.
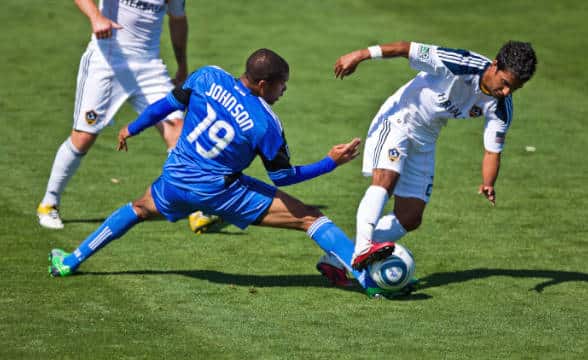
328, 138, 361, 165
117, 126, 131, 152
92, 15, 123, 39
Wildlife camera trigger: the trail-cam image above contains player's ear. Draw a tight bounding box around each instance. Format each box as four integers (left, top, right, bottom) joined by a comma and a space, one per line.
257, 79, 268, 96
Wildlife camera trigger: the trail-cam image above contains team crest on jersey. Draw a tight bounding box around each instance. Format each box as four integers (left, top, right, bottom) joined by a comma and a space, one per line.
388, 148, 401, 162
418, 45, 430, 61
85, 110, 98, 125
469, 105, 483, 118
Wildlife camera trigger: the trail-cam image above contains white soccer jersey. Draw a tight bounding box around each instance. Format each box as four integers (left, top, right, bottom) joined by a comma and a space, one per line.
367, 42, 513, 153
94, 0, 185, 56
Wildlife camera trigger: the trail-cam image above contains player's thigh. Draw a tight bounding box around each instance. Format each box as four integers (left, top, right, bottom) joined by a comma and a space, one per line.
393, 147, 435, 204
73, 48, 127, 134
257, 189, 322, 231
127, 59, 184, 121
362, 118, 410, 179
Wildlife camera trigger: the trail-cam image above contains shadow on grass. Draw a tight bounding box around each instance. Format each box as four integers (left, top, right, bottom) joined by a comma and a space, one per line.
80, 269, 430, 300
419, 268, 588, 292
62, 218, 107, 224
61, 218, 241, 235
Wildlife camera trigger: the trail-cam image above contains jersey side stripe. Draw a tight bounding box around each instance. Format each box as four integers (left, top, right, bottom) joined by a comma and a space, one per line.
438, 54, 487, 69
437, 48, 489, 64
73, 48, 94, 128
373, 119, 391, 169
437, 51, 488, 69
437, 48, 490, 75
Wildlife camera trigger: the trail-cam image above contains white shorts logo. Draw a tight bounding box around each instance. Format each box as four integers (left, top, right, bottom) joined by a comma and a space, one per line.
388, 148, 401, 162
85, 110, 98, 125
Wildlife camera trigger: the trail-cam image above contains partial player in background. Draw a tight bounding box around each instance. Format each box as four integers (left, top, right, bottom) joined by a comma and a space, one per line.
48, 49, 396, 298
37, 0, 193, 229
329, 40, 536, 272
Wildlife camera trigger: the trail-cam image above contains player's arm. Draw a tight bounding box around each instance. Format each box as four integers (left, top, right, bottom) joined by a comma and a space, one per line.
167, 0, 188, 85
334, 41, 410, 79
479, 150, 500, 205
117, 88, 191, 151
479, 97, 512, 205
260, 138, 361, 187
74, 0, 122, 39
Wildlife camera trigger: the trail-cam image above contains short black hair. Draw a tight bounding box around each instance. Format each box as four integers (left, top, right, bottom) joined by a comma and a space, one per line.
245, 48, 289, 83
496, 41, 537, 82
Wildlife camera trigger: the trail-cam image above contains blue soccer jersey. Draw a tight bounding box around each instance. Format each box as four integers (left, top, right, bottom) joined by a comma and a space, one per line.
163, 66, 285, 189
126, 65, 338, 227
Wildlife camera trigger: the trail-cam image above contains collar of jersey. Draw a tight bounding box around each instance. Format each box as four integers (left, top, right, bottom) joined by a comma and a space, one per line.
235, 78, 252, 96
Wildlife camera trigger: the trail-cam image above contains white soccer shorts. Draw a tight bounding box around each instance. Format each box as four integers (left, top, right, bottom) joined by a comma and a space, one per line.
362, 116, 435, 203
72, 45, 183, 134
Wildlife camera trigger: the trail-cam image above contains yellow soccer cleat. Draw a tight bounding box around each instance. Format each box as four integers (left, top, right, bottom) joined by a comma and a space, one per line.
188, 211, 222, 234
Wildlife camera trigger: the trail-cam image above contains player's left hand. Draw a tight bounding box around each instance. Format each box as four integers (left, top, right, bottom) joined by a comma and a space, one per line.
117, 126, 131, 152
328, 138, 361, 165
478, 184, 496, 206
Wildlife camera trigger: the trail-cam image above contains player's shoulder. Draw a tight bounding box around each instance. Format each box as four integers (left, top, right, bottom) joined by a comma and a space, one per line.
495, 95, 514, 125
192, 65, 232, 80
435, 46, 491, 75
184, 65, 234, 89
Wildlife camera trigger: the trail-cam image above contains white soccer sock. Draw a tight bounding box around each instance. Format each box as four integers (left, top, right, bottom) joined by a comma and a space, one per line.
41, 137, 85, 206
355, 185, 389, 255
373, 212, 407, 243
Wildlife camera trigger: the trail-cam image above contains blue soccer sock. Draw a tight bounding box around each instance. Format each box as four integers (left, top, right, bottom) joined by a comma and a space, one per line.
307, 216, 378, 289
63, 203, 141, 270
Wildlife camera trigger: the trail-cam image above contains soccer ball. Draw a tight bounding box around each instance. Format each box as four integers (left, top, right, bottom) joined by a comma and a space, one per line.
368, 243, 416, 291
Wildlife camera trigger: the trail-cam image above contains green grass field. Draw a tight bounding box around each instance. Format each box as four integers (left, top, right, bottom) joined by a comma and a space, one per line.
1, 0, 587, 358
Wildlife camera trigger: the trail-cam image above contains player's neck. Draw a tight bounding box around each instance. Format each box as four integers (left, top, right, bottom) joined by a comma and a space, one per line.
239, 75, 261, 97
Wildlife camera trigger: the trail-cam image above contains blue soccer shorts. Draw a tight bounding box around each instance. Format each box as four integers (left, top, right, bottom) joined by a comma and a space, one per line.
151, 174, 276, 229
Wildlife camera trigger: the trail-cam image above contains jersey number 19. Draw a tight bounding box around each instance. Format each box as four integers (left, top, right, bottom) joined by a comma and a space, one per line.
186, 103, 235, 159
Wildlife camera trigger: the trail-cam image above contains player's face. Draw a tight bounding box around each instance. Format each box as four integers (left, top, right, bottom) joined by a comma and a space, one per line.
262, 77, 288, 105
482, 62, 524, 98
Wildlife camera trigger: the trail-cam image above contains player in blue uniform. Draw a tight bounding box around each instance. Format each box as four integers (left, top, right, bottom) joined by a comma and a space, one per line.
48, 49, 392, 297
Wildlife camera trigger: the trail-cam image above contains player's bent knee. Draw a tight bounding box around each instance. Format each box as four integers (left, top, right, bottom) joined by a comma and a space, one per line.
399, 215, 422, 232
131, 199, 158, 220
300, 205, 323, 231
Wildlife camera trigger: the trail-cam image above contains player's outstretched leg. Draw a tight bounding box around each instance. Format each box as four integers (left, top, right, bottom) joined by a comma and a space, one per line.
307, 216, 378, 290
48, 203, 141, 277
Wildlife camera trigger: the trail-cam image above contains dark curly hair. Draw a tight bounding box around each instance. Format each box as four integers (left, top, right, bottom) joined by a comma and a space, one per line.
245, 48, 289, 83
496, 41, 537, 82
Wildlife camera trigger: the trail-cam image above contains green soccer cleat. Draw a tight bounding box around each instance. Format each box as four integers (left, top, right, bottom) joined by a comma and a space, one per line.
366, 277, 420, 299
48, 249, 73, 277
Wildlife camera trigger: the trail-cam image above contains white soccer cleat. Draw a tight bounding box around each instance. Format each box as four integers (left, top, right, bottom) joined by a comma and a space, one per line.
37, 204, 64, 230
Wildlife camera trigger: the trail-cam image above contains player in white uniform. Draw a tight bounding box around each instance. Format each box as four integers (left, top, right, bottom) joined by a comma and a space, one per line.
327, 40, 536, 271
37, 0, 189, 229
